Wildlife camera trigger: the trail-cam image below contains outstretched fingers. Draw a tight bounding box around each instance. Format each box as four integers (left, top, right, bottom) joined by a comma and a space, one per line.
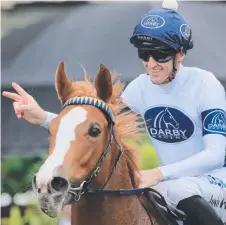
12, 82, 29, 97
2, 82, 29, 102
2, 91, 21, 102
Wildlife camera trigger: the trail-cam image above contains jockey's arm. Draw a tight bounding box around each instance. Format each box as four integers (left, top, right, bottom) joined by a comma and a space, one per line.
158, 76, 226, 181
159, 134, 225, 180
121, 74, 226, 181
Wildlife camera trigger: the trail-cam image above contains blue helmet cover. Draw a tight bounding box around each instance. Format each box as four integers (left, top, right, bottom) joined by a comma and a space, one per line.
130, 8, 193, 52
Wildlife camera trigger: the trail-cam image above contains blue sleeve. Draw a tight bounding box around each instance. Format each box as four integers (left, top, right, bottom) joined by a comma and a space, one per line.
159, 74, 226, 180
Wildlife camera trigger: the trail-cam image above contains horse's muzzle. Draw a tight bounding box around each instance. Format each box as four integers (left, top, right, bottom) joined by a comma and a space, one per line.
32, 175, 69, 194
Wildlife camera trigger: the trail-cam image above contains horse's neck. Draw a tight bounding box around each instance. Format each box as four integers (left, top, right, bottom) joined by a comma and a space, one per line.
71, 146, 150, 225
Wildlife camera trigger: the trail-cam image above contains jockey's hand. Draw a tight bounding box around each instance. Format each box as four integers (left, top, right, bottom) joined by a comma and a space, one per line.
139, 168, 164, 188
2, 82, 47, 125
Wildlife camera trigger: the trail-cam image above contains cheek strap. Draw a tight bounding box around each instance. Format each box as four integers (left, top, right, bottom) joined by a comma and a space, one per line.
168, 57, 177, 82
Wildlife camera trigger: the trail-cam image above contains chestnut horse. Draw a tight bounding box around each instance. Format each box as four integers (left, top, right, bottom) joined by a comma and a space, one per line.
32, 62, 182, 225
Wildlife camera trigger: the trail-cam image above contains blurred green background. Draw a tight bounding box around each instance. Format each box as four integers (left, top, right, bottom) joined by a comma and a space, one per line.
1, 134, 160, 225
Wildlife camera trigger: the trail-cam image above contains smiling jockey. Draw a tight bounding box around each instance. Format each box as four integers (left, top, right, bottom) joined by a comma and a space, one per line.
2, 0, 226, 224
122, 0, 226, 224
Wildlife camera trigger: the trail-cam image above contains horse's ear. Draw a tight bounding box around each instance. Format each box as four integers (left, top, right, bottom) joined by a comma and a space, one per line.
55, 61, 72, 105
94, 64, 113, 102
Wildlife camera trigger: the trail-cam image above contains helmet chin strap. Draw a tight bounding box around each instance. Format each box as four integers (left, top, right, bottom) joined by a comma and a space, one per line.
168, 67, 177, 82
162, 56, 177, 84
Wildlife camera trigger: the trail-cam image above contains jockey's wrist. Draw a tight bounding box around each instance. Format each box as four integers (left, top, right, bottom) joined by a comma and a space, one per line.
155, 168, 164, 182
39, 110, 47, 125
40, 111, 58, 129
155, 167, 165, 181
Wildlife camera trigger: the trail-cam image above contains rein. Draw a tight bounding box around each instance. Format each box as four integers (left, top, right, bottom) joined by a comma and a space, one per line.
87, 187, 186, 222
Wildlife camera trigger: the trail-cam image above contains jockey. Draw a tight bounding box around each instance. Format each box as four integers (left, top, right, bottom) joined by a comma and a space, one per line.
2, 0, 226, 224
123, 0, 226, 224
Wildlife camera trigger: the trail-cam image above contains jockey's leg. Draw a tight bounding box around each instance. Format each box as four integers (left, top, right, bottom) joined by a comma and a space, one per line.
153, 168, 226, 225
177, 195, 224, 225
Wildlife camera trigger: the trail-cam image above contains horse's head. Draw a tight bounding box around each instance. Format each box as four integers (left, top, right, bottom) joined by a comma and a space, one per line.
32, 62, 141, 218
32, 62, 142, 217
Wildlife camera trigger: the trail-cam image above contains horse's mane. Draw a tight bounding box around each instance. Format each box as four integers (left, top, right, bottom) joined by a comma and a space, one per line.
67, 71, 144, 187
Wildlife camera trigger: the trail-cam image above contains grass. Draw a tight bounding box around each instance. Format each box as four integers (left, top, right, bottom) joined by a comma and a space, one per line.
127, 134, 161, 170
1, 206, 59, 225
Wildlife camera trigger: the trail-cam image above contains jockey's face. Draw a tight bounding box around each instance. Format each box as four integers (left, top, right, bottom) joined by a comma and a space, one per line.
142, 52, 185, 84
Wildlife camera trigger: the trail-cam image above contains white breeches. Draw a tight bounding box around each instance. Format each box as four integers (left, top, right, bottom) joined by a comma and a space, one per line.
153, 167, 226, 223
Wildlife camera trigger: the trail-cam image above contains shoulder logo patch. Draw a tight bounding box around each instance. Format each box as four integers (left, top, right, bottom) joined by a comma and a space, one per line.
202, 109, 226, 136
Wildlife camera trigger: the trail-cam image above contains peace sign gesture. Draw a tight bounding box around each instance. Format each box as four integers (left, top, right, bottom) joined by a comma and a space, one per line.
2, 82, 47, 125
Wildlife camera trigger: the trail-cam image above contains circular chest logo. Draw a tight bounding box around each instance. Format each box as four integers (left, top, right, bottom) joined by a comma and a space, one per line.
141, 15, 165, 29
144, 107, 195, 143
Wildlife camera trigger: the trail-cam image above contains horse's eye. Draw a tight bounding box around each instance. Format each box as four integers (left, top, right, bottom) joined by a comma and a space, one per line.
88, 125, 101, 137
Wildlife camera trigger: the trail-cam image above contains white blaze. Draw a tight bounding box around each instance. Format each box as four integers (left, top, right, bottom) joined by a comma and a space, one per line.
36, 107, 87, 189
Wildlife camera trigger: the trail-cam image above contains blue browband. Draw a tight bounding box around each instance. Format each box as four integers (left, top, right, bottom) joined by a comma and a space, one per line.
62, 97, 115, 123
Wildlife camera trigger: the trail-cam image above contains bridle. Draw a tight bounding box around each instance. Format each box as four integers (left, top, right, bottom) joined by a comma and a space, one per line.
32, 96, 186, 225
60, 96, 124, 202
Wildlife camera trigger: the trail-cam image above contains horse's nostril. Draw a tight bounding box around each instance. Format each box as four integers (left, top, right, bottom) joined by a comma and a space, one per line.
50, 177, 69, 192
